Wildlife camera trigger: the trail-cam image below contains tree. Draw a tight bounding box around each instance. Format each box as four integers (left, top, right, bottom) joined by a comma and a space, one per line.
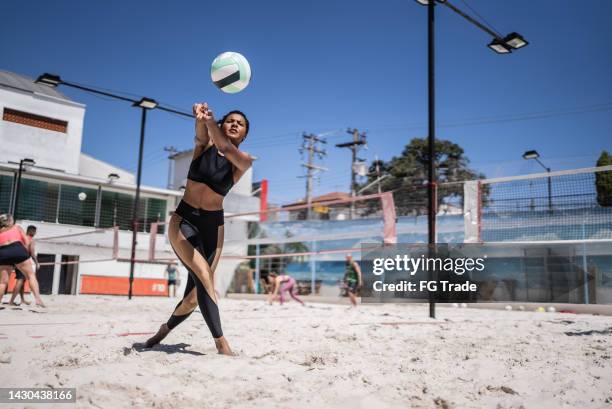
358, 138, 486, 216
595, 150, 612, 207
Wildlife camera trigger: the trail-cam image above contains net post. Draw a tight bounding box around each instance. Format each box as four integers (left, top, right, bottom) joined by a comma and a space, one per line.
381, 191, 397, 244
581, 221, 589, 304
463, 180, 480, 243
112, 226, 119, 259
477, 181, 483, 243
310, 241, 317, 295
148, 222, 158, 261
254, 244, 261, 293
260, 179, 268, 222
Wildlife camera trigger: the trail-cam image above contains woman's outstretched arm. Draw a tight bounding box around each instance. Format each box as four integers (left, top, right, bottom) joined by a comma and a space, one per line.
193, 103, 211, 148
268, 278, 280, 304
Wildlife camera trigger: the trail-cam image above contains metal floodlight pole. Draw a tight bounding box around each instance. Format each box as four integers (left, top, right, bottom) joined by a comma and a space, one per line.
128, 106, 148, 299
415, 0, 529, 319
35, 73, 193, 299
12, 158, 35, 221
427, 0, 437, 319
533, 158, 553, 213
416, 1, 529, 54
522, 150, 552, 213
11, 162, 24, 218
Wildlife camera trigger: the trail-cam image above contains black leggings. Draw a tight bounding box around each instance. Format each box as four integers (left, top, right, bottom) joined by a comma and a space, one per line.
167, 201, 224, 338
0, 241, 30, 265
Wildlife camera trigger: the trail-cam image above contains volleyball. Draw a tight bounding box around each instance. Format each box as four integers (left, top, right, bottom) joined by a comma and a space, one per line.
78, 192, 87, 201
210, 51, 251, 94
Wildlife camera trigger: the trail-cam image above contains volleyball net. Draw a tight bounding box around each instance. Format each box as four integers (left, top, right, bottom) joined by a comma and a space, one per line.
15, 165, 612, 299
220, 165, 612, 298
464, 165, 612, 243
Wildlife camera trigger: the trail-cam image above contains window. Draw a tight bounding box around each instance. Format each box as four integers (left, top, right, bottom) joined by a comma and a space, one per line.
2, 177, 168, 233
0, 175, 14, 214
146, 198, 167, 234
3, 108, 68, 133
58, 185, 98, 227
15, 178, 59, 222
99, 190, 142, 231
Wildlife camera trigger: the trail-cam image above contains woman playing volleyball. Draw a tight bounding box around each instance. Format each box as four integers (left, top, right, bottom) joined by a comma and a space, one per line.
266, 272, 305, 306
145, 103, 252, 355
0, 214, 45, 307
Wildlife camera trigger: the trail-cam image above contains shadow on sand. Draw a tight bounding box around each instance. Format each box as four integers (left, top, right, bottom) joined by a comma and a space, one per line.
129, 342, 206, 356
564, 327, 612, 337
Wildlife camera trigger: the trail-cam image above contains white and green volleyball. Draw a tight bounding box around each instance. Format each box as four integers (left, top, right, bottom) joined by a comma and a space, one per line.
210, 51, 251, 94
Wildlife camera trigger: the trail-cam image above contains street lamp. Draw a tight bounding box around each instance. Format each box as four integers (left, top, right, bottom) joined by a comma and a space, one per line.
487, 39, 512, 54
416, 1, 529, 54
502, 32, 529, 49
11, 158, 36, 220
107, 173, 120, 183
414, 0, 528, 318
522, 150, 552, 212
35, 73, 192, 299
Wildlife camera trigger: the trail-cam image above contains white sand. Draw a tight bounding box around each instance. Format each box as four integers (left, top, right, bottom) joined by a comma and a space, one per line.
1, 295, 611, 409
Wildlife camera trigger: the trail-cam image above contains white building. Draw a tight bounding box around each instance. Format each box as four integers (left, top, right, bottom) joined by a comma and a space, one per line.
0, 70, 257, 297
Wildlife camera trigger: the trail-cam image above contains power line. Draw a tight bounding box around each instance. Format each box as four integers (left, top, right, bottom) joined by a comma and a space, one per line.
365, 102, 612, 135
458, 0, 504, 38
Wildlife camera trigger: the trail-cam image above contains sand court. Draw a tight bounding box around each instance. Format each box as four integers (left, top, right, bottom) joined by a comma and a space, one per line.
1, 295, 611, 408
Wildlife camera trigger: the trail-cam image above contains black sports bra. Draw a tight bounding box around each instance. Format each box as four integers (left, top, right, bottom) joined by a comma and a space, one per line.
187, 145, 234, 196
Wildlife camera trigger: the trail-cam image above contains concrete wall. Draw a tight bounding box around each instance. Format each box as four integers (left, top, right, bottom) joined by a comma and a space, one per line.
79, 153, 135, 184
0, 87, 85, 174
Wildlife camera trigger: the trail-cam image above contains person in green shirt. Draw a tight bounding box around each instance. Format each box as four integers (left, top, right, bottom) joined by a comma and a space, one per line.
342, 254, 362, 307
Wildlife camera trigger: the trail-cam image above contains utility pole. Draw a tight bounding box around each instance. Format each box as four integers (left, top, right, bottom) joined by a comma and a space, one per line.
301, 133, 327, 220
374, 154, 382, 194
336, 128, 367, 219
164, 146, 178, 190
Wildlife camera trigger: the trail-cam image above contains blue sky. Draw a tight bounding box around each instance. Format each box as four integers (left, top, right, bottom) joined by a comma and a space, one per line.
2, 0, 611, 204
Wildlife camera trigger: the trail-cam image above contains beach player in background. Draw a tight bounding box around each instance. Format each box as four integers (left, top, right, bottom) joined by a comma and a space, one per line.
164, 262, 178, 298
267, 272, 305, 305
9, 225, 39, 306
145, 103, 252, 355
342, 254, 362, 307
258, 269, 274, 294
0, 215, 45, 307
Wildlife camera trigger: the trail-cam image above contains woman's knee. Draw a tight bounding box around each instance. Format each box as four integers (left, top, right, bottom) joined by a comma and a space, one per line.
181, 288, 198, 310
184, 295, 198, 310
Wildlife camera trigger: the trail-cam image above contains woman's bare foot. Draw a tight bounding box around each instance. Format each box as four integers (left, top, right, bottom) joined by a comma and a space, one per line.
35, 300, 46, 308
21, 299, 31, 305
145, 324, 170, 348
9, 301, 19, 306
214, 337, 235, 356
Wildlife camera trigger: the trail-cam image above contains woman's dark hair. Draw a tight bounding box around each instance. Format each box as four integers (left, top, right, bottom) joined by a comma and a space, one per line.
217, 110, 250, 137
266, 271, 278, 284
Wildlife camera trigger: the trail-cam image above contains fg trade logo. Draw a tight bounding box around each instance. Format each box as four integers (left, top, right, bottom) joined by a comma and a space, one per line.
152, 283, 166, 293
